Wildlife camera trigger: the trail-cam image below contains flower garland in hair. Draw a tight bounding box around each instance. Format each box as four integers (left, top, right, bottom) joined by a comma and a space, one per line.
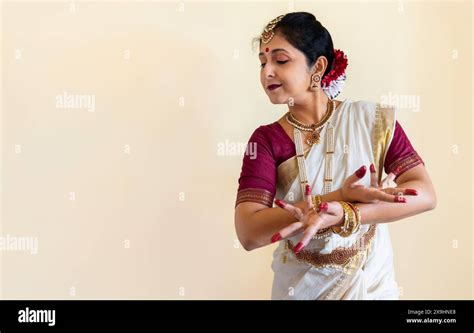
321, 49, 348, 99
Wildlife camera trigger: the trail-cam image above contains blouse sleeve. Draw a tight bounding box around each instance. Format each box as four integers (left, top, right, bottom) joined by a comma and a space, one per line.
384, 120, 425, 182
235, 126, 277, 208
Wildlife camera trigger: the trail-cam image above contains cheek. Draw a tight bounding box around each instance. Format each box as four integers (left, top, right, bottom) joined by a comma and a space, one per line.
282, 67, 306, 89
286, 74, 309, 93
260, 72, 266, 86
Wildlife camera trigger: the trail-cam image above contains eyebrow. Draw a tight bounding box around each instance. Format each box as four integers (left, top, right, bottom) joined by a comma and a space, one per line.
258, 48, 290, 57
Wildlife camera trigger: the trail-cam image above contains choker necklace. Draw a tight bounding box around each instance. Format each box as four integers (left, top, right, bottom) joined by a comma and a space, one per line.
285, 100, 334, 146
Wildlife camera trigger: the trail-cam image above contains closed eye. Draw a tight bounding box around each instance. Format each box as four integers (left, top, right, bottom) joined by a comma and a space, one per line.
260, 60, 288, 68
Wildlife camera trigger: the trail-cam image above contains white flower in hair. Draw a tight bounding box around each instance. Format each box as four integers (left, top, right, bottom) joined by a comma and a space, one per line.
323, 73, 346, 99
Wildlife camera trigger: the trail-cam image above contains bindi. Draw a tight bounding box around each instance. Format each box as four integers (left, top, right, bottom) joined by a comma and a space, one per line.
265, 47, 269, 53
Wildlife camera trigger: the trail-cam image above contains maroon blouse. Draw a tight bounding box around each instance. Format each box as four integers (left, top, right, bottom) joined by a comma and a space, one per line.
235, 120, 425, 208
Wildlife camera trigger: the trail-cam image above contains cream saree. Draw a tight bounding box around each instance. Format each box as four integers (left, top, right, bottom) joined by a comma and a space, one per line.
271, 98, 400, 300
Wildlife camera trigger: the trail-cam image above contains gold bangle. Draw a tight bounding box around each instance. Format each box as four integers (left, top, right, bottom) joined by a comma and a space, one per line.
345, 202, 359, 234
338, 201, 356, 237
346, 202, 361, 233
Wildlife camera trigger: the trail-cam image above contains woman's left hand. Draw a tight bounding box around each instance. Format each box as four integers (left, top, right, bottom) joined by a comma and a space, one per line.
271, 185, 344, 255
340, 164, 418, 203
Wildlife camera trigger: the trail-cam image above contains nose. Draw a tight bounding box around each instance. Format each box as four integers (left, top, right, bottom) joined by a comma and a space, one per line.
261, 63, 275, 78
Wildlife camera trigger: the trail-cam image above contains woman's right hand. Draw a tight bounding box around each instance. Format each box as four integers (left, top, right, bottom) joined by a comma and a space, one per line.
271, 184, 343, 254
340, 164, 418, 203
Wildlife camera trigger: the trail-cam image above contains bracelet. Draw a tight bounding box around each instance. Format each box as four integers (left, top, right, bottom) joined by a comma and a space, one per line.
332, 201, 358, 237
331, 201, 348, 235
339, 201, 356, 237
345, 202, 361, 233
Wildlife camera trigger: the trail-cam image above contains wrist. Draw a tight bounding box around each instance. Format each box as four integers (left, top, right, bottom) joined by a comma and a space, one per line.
321, 189, 344, 203
336, 188, 345, 201
339, 188, 345, 201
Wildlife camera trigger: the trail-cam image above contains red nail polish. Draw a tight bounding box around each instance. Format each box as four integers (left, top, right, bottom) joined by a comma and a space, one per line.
271, 233, 282, 243
394, 196, 406, 203
318, 202, 328, 211
405, 189, 418, 195
355, 165, 367, 178
293, 242, 304, 254
370, 163, 376, 173
275, 199, 285, 208
305, 184, 311, 195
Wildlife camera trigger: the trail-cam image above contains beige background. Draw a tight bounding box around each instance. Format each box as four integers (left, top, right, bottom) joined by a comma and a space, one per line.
0, 1, 472, 299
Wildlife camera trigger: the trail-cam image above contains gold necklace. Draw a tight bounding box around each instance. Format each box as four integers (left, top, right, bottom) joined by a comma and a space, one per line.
285, 100, 334, 146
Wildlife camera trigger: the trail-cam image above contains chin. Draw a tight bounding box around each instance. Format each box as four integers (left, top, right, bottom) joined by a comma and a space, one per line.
267, 95, 287, 105
268, 99, 284, 105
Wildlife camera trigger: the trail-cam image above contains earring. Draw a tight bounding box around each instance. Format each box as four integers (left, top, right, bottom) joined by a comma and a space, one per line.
311, 74, 321, 90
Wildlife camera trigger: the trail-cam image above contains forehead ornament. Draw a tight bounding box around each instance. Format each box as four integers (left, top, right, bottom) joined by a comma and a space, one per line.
260, 14, 285, 44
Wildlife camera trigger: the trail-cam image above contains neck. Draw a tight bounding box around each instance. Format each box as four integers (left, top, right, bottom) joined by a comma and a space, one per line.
288, 92, 331, 125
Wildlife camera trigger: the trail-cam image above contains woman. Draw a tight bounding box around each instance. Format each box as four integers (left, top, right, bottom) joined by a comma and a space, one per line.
234, 12, 437, 300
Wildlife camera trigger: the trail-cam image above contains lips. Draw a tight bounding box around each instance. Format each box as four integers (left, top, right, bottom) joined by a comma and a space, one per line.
268, 84, 282, 91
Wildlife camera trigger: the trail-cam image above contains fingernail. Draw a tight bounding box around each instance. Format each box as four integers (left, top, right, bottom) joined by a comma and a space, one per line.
370, 163, 376, 173
318, 202, 328, 211
405, 189, 418, 195
305, 184, 311, 195
293, 242, 304, 254
275, 199, 286, 208
394, 196, 406, 203
355, 165, 367, 178
271, 233, 282, 243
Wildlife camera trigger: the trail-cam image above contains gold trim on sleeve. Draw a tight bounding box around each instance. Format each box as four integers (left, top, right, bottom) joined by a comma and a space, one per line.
235, 188, 274, 208
387, 151, 425, 179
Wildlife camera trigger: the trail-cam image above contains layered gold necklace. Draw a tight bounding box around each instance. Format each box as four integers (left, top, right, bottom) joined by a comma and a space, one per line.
285, 99, 334, 146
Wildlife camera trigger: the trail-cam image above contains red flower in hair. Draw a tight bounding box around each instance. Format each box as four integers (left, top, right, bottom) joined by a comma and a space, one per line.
321, 49, 348, 87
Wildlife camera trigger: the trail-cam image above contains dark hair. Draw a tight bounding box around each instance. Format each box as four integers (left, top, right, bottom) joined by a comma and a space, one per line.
252, 12, 335, 79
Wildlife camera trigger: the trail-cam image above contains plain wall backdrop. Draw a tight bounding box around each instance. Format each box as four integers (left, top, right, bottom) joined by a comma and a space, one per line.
0, 0, 472, 299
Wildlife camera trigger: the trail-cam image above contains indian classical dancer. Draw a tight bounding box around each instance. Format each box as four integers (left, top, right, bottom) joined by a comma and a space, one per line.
234, 12, 437, 300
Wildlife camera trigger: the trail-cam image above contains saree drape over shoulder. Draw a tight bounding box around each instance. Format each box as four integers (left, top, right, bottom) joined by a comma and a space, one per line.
235, 98, 425, 300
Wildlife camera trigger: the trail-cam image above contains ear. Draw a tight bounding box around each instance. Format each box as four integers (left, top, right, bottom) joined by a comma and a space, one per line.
315, 55, 329, 75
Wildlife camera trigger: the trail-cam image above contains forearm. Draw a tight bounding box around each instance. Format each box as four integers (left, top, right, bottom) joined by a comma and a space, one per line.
243, 190, 341, 251
355, 180, 436, 225
243, 206, 298, 250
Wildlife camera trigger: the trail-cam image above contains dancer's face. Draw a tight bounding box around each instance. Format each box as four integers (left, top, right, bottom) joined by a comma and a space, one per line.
259, 32, 327, 105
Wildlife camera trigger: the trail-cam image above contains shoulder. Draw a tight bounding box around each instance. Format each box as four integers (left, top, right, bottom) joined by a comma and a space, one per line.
350, 99, 376, 110
349, 99, 397, 124
349, 99, 396, 112
248, 121, 284, 142
349, 99, 390, 114
245, 121, 282, 154
246, 120, 295, 164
